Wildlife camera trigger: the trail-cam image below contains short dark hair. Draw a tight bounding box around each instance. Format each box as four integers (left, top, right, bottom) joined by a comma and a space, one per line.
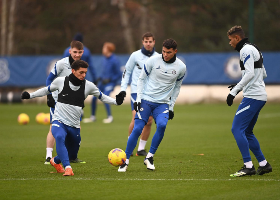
162, 38, 177, 50
71, 60, 88, 70
70, 40, 84, 50
142, 32, 155, 41
227, 25, 245, 38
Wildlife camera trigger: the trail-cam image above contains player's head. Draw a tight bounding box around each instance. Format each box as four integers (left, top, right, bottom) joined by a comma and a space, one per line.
227, 25, 245, 49
102, 42, 115, 57
142, 32, 155, 52
162, 38, 177, 62
71, 60, 88, 80
69, 40, 84, 61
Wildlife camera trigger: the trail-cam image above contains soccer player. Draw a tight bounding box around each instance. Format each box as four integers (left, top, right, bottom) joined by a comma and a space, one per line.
21, 60, 124, 176
118, 38, 186, 172
44, 40, 85, 164
116, 32, 158, 156
226, 25, 272, 177
83, 42, 121, 124
63, 33, 96, 84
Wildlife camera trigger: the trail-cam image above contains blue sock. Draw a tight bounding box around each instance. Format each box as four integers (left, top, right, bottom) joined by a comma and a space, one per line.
125, 119, 145, 159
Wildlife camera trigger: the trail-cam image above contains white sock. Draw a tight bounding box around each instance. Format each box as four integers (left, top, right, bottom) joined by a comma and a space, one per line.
146, 152, 154, 158
138, 139, 147, 151
259, 159, 267, 167
125, 159, 129, 165
244, 161, 253, 168
65, 166, 72, 169
46, 148, 53, 158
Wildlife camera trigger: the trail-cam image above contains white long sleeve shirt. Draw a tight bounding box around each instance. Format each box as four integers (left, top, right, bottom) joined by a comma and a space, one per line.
30, 77, 117, 128
120, 49, 158, 94
136, 54, 186, 111
230, 44, 267, 101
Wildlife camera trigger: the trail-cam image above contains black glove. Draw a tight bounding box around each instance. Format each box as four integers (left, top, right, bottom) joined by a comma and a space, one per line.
102, 79, 110, 84
226, 94, 235, 106
228, 84, 236, 91
134, 102, 141, 112
21, 91, 30, 99
47, 94, 55, 108
116, 91, 126, 105
169, 110, 174, 120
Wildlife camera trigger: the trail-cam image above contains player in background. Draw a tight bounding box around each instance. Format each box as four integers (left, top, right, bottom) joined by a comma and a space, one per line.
44, 40, 85, 164
21, 60, 124, 176
118, 38, 186, 172
116, 32, 158, 156
83, 42, 122, 124
226, 25, 272, 177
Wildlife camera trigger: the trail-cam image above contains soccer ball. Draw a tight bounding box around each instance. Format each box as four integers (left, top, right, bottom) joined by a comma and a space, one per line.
18, 113, 30, 125
42, 113, 50, 125
35, 112, 45, 124
108, 148, 126, 167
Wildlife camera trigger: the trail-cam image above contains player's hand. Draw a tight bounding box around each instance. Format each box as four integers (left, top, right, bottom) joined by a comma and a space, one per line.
228, 84, 236, 91
134, 102, 141, 112
21, 91, 30, 99
47, 94, 55, 108
116, 91, 126, 105
226, 94, 235, 106
169, 110, 174, 120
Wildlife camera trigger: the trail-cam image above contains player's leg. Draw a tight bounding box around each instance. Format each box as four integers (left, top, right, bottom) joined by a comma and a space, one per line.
137, 116, 153, 156
50, 120, 69, 174
102, 83, 114, 123
118, 100, 151, 172
244, 100, 272, 175
129, 93, 152, 156
45, 107, 55, 164
230, 98, 258, 177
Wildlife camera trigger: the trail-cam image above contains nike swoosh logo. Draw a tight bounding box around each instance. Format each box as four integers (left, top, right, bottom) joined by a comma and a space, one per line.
62, 94, 68, 96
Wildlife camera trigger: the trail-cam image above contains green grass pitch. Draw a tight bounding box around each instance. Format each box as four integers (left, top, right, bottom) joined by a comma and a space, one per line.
0, 102, 279, 199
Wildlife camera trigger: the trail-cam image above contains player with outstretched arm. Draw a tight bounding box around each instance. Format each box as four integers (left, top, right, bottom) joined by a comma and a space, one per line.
118, 38, 186, 172
21, 60, 124, 176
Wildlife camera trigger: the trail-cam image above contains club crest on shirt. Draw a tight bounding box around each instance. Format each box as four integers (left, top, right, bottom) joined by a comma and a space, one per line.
140, 108, 144, 111
172, 70, 176, 75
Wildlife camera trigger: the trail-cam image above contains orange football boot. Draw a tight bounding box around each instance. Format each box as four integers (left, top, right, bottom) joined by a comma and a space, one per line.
63, 167, 74, 176
50, 158, 65, 173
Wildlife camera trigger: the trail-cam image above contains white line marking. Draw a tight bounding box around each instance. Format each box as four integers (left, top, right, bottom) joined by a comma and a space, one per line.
0, 178, 279, 181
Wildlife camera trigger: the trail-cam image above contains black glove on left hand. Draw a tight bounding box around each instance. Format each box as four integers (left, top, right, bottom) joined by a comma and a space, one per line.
116, 91, 126, 105
169, 110, 174, 120
21, 91, 30, 99
47, 94, 55, 108
226, 94, 235, 106
134, 102, 141, 112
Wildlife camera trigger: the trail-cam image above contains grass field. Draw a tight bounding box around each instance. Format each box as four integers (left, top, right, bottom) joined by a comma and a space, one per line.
0, 102, 279, 200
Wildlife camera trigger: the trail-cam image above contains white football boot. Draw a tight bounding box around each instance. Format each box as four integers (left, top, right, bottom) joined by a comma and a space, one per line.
118, 163, 128, 172
144, 157, 155, 170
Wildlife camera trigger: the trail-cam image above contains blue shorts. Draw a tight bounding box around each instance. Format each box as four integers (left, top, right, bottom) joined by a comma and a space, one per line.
130, 93, 137, 111
134, 99, 169, 124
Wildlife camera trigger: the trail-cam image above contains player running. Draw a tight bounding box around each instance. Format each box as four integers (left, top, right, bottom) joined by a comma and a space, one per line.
118, 38, 186, 172
116, 32, 158, 156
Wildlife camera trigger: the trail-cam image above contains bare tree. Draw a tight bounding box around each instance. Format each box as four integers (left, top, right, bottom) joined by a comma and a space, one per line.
1, 0, 7, 55
7, 0, 17, 55
115, 0, 135, 53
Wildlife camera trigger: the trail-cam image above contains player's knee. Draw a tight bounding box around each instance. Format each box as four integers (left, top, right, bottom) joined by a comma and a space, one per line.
156, 120, 167, 131
231, 125, 239, 135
